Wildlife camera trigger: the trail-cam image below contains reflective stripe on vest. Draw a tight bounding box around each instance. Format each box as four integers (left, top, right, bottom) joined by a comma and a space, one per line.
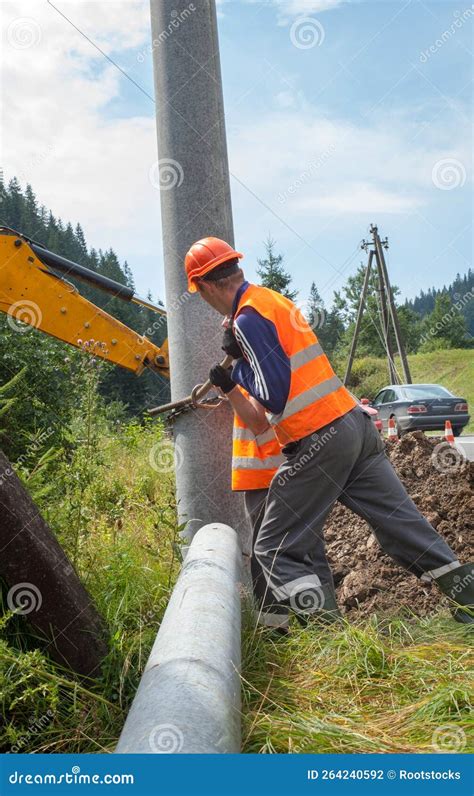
268, 374, 343, 424
232, 386, 283, 491
234, 284, 356, 444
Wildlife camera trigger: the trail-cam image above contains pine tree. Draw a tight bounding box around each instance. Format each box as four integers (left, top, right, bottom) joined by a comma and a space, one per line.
306, 283, 345, 357
420, 293, 471, 351
257, 236, 297, 300
306, 282, 325, 329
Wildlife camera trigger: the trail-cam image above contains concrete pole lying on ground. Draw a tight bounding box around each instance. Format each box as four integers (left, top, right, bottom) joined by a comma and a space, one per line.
115, 523, 242, 754
149, 0, 249, 559
0, 451, 108, 677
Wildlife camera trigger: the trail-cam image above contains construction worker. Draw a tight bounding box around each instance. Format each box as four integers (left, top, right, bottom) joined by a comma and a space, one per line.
185, 237, 474, 626
222, 319, 289, 632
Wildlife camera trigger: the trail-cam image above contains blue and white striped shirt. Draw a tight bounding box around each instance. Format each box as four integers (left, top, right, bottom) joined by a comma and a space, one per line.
231, 282, 291, 415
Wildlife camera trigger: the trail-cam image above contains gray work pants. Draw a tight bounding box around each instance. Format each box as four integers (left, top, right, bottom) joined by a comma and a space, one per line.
244, 489, 289, 629
254, 407, 459, 615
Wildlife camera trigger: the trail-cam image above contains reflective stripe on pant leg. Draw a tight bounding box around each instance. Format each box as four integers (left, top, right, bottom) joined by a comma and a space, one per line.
254, 411, 364, 609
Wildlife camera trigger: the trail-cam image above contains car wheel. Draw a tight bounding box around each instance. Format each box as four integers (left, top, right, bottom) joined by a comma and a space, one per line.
453, 427, 462, 438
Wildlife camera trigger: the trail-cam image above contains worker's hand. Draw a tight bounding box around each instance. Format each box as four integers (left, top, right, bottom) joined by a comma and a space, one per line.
209, 364, 236, 394
221, 327, 242, 359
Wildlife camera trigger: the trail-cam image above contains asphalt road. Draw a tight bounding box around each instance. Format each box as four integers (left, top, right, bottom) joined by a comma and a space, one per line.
456, 435, 474, 461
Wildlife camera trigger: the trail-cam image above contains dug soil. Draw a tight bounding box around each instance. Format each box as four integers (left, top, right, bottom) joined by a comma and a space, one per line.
326, 432, 473, 617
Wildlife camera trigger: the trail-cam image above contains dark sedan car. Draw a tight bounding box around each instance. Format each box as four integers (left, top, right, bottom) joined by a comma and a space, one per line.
369, 384, 470, 437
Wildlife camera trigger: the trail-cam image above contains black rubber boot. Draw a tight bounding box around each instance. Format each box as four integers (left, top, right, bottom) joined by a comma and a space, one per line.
434, 563, 474, 624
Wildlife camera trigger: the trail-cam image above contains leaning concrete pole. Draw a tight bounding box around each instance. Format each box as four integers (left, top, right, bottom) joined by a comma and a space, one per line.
150, 0, 249, 553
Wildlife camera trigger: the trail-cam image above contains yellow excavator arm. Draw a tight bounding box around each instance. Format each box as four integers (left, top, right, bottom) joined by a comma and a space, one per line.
0, 229, 169, 378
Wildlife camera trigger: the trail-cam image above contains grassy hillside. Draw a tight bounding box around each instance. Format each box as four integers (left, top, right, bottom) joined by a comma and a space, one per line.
338, 348, 474, 433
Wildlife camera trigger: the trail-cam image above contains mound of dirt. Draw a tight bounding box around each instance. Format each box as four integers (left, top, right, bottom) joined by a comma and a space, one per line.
326, 432, 473, 617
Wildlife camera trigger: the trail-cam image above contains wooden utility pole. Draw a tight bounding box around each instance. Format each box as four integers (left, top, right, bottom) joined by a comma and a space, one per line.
344, 250, 374, 386
344, 225, 412, 387
371, 225, 412, 384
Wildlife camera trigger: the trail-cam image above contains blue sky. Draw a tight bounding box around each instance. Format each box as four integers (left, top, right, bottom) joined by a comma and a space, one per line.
3, 0, 472, 309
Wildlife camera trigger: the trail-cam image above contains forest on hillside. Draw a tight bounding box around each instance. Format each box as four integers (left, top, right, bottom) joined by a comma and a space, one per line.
0, 178, 170, 460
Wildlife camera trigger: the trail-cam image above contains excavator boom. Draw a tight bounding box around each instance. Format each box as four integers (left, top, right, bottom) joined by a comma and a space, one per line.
0, 229, 169, 377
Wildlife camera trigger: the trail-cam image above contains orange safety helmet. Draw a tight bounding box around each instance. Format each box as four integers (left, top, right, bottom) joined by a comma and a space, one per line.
185, 237, 243, 292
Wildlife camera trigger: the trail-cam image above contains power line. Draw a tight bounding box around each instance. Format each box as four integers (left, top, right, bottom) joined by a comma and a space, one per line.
46, 1, 155, 104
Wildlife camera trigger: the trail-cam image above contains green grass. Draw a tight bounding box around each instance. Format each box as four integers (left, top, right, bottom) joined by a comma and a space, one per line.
1, 353, 473, 755
242, 615, 474, 754
0, 420, 181, 753
339, 348, 474, 433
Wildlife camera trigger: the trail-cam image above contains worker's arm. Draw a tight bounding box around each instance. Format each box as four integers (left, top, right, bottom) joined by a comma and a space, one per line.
232, 308, 290, 414
226, 386, 270, 436
209, 364, 269, 436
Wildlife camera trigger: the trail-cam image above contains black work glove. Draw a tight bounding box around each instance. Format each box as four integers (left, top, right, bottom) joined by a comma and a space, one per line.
209, 364, 236, 394
222, 326, 242, 359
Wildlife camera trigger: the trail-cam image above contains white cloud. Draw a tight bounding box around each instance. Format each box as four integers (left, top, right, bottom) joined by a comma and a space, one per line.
227, 102, 471, 217
1, 0, 164, 294
244, 0, 345, 24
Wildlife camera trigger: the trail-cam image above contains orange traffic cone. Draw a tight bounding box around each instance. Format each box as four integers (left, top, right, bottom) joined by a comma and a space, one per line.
387, 417, 398, 442
444, 420, 455, 446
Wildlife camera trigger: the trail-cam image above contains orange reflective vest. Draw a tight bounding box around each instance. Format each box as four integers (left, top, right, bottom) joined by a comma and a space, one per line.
234, 284, 356, 445
231, 387, 284, 491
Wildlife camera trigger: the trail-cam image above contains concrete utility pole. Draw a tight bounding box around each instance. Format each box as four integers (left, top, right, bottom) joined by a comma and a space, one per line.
116, 523, 242, 754
149, 1, 249, 553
